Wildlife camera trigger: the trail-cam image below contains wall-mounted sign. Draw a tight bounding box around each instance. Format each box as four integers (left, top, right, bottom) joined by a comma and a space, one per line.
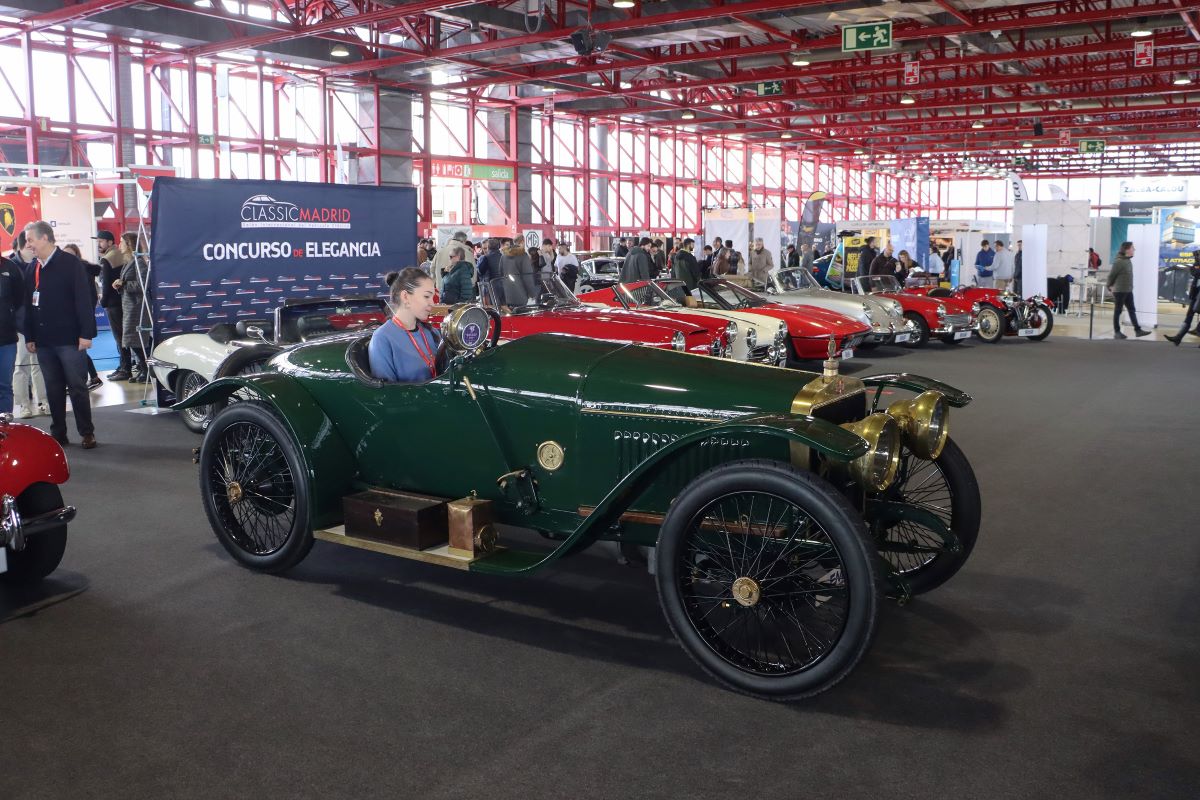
1119, 177, 1188, 216
198, 134, 215, 145
756, 80, 784, 96
1058, 129, 1071, 146
903, 61, 920, 85
1078, 139, 1106, 154
1134, 40, 1154, 68
431, 161, 515, 182
842, 21, 892, 52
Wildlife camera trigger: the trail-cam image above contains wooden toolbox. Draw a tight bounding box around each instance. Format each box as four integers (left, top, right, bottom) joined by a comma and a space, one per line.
342, 489, 448, 551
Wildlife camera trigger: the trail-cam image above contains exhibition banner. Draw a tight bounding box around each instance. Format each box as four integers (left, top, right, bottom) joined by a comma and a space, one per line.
1118, 177, 1188, 217
40, 187, 96, 259
150, 178, 417, 335
0, 189, 42, 247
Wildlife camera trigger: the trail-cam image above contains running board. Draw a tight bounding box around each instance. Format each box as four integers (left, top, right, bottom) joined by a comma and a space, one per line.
313, 525, 545, 574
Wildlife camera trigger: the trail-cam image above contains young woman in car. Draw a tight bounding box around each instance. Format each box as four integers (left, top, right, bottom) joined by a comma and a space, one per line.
369, 267, 441, 383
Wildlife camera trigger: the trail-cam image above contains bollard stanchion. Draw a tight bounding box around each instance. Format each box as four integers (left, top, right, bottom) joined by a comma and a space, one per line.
1089, 301, 1094, 339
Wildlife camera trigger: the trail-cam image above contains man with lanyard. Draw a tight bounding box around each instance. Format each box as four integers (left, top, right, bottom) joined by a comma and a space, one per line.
22, 221, 97, 448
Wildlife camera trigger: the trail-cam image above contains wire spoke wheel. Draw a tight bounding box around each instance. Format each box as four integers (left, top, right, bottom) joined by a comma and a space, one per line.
176, 371, 211, 432
679, 491, 849, 675
207, 421, 296, 556
873, 437, 980, 595
656, 459, 880, 700
199, 403, 313, 573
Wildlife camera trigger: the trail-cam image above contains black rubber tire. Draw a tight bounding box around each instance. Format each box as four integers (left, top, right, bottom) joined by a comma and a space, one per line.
174, 370, 212, 434
875, 437, 980, 595
976, 304, 1005, 343
655, 459, 882, 701
0, 483, 68, 585
1029, 305, 1054, 341
903, 311, 930, 348
199, 403, 313, 574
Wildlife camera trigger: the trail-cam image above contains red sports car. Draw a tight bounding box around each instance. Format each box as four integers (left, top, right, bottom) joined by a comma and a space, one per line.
907, 285, 1053, 344
849, 274, 978, 347
690, 278, 873, 365
432, 276, 732, 359
0, 415, 76, 585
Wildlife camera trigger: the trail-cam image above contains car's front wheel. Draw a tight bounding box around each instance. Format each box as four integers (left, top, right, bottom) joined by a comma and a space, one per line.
976, 305, 1005, 343
871, 437, 980, 595
0, 483, 68, 585
1028, 305, 1054, 341
174, 370, 212, 434
199, 403, 312, 573
655, 459, 882, 700
903, 312, 930, 347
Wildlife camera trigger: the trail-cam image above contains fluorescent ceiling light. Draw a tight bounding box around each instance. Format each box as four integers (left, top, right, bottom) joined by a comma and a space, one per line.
681, 110, 695, 120
613, 0, 636, 8
330, 44, 350, 58
900, 94, 915, 105
789, 52, 810, 67
971, 120, 984, 129
1130, 27, 1153, 38
1174, 74, 1193, 85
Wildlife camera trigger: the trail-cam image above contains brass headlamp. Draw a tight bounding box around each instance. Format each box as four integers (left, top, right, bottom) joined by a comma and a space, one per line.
886, 390, 949, 460
839, 412, 901, 492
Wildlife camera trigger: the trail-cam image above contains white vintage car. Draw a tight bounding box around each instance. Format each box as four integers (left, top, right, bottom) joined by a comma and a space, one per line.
578, 279, 788, 365
149, 296, 389, 432
760, 266, 916, 346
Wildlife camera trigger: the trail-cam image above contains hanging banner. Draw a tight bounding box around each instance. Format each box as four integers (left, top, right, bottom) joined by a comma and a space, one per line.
1118, 177, 1188, 217
149, 178, 417, 335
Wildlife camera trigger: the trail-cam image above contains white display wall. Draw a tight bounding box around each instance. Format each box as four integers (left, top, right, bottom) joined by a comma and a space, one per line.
703, 207, 782, 263
1128, 223, 1160, 330
1018, 224, 1048, 298
40, 188, 96, 260
1012, 200, 1092, 279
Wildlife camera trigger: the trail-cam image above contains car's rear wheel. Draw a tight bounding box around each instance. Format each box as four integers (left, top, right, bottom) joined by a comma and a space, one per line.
903, 312, 930, 348
976, 305, 1005, 343
655, 459, 881, 700
872, 437, 980, 595
0, 483, 68, 585
174, 370, 212, 434
199, 403, 312, 573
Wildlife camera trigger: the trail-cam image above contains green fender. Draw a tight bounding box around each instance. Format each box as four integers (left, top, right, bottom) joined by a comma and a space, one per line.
180, 374, 357, 529
474, 412, 869, 575
862, 372, 973, 408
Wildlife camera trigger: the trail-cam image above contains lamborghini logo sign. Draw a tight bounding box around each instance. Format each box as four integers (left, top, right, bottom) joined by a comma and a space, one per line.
0, 204, 14, 238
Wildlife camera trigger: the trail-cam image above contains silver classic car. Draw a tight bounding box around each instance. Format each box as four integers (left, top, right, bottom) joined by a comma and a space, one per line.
759, 266, 917, 346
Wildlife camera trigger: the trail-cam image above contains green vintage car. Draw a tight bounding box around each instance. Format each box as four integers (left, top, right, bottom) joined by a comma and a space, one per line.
181, 304, 980, 700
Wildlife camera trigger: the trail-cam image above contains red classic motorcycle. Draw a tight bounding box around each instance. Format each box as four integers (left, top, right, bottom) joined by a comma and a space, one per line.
0, 414, 76, 585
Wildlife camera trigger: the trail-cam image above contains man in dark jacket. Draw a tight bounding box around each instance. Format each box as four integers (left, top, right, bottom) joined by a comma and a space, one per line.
621, 237, 653, 282
476, 238, 503, 290
614, 238, 629, 258
0, 256, 25, 413
22, 221, 97, 448
857, 237, 878, 277
672, 239, 702, 293
95, 230, 131, 380
869, 242, 898, 277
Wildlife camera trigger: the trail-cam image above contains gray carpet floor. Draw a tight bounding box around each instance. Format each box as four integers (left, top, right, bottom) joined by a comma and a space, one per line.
2, 334, 1198, 800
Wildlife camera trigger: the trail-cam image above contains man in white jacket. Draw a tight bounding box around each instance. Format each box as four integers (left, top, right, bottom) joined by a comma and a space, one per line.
991, 240, 1016, 292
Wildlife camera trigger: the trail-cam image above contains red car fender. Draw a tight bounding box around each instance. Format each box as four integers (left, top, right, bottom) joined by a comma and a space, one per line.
0, 421, 70, 498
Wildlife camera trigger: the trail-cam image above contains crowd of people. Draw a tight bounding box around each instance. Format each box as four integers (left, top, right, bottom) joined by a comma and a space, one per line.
0, 221, 154, 449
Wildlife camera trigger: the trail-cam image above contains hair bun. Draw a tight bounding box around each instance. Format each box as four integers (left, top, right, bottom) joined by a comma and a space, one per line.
384, 270, 400, 287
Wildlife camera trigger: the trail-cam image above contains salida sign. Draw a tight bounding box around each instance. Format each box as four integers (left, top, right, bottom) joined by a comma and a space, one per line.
150, 178, 416, 334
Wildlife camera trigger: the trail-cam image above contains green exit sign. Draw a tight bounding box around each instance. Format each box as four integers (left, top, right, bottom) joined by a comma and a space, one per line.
198, 134, 214, 145
756, 80, 784, 96
1078, 139, 1106, 154
842, 21, 892, 52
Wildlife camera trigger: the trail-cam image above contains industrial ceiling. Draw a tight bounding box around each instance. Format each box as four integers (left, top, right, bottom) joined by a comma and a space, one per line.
3, 0, 1200, 177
